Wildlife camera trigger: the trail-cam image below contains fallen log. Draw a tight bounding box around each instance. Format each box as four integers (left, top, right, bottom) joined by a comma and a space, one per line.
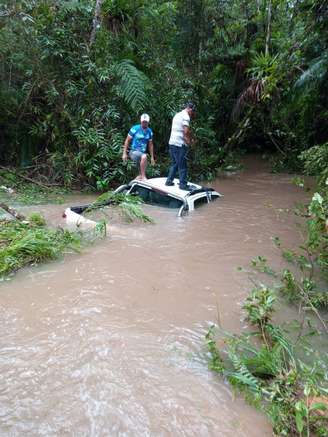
0, 202, 26, 220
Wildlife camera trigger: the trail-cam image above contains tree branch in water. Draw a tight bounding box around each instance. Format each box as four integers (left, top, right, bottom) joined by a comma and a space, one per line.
0, 202, 25, 221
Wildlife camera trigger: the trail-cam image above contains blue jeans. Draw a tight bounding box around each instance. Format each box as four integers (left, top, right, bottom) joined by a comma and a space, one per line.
166, 144, 188, 186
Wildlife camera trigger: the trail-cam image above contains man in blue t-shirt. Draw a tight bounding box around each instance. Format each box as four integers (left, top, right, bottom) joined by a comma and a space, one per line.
122, 113, 155, 180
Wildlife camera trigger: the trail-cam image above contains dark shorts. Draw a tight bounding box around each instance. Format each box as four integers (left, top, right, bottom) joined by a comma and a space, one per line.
129, 150, 145, 165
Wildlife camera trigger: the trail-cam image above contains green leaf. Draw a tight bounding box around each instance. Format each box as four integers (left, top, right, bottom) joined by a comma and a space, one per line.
309, 402, 328, 412
295, 411, 304, 434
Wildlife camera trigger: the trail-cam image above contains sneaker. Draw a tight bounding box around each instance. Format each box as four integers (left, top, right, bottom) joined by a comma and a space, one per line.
179, 184, 191, 191
165, 181, 174, 186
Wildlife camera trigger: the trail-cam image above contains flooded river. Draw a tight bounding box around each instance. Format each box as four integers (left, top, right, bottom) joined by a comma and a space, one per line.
0, 158, 309, 436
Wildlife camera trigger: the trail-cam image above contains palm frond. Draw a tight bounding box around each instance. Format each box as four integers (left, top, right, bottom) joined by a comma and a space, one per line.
84, 191, 154, 223
118, 200, 154, 223
232, 79, 265, 120
244, 343, 286, 378
247, 53, 279, 79
266, 324, 294, 359
294, 51, 328, 89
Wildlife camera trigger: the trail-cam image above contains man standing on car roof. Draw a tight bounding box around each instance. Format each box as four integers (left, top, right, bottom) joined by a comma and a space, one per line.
122, 113, 155, 180
165, 102, 196, 190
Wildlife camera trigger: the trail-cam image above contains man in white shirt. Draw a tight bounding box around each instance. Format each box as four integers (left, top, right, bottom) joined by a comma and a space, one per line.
165, 102, 196, 190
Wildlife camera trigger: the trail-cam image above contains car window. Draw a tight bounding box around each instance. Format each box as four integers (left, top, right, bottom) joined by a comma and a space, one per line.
193, 195, 209, 208
130, 185, 183, 209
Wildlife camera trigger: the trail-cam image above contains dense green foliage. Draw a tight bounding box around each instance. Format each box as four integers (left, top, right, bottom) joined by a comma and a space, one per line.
0, 0, 327, 187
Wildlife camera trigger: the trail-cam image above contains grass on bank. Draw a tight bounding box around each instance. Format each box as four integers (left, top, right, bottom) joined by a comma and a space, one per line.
0, 214, 81, 279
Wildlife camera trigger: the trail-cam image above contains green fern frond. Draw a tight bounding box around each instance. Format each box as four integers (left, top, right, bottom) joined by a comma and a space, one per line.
113, 59, 149, 112
227, 349, 261, 393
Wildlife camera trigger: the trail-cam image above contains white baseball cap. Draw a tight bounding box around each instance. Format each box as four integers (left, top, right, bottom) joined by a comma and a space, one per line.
140, 113, 150, 123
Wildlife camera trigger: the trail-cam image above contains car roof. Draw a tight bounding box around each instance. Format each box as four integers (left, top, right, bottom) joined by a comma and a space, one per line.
128, 178, 211, 201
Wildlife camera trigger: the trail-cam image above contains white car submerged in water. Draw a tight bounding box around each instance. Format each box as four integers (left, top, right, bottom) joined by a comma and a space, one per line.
114, 177, 223, 217
63, 177, 223, 227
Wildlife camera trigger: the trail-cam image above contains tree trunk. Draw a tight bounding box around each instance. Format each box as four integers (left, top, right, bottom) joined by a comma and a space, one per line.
89, 0, 103, 47
265, 0, 272, 56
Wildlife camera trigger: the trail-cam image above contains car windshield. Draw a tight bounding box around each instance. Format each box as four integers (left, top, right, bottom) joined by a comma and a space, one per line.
129, 185, 183, 209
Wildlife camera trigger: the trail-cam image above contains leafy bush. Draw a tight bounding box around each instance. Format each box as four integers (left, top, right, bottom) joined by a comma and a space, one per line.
300, 143, 328, 190
28, 212, 46, 226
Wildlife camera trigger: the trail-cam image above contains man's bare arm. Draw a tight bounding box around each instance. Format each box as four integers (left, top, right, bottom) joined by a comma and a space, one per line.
148, 139, 155, 165
122, 135, 132, 160
183, 126, 191, 146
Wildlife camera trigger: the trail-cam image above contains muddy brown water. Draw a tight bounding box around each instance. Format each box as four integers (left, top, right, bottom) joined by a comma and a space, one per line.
0, 158, 310, 436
